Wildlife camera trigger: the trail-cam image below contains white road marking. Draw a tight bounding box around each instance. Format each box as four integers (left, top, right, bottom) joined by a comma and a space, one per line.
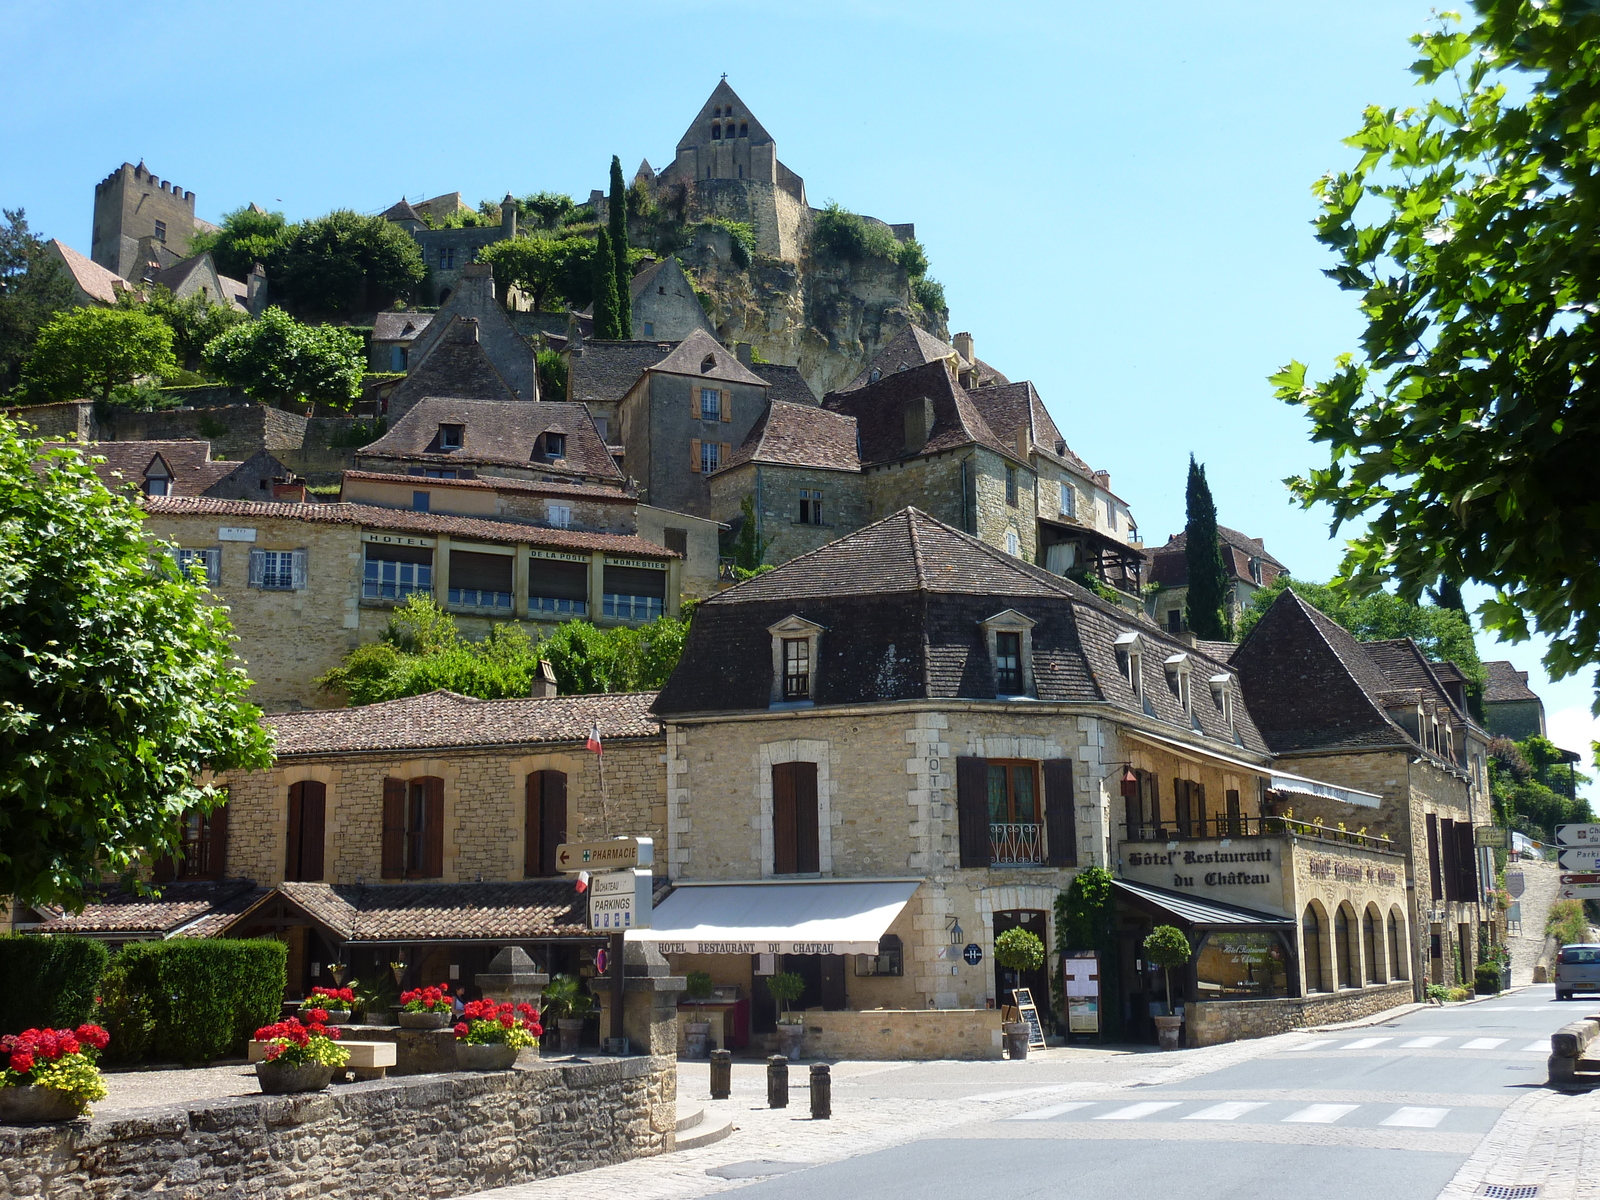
1094, 1101, 1182, 1121
1182, 1102, 1268, 1121
1282, 1104, 1360, 1124
1380, 1106, 1448, 1128
1008, 1102, 1092, 1121
963, 1084, 1078, 1103
1341, 1037, 1391, 1049
1399, 1037, 1447, 1048
1461, 1038, 1508, 1050
1523, 1040, 1550, 1052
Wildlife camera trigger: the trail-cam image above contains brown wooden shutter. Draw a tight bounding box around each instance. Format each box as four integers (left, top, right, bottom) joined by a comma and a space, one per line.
1043, 758, 1076, 866
690, 385, 700, 419
956, 756, 991, 868
720, 389, 731, 422
1440, 817, 1460, 901
422, 777, 444, 878
690, 438, 702, 472
1225, 788, 1241, 836
772, 762, 798, 874
1194, 783, 1207, 838
206, 799, 229, 878
1173, 778, 1188, 835
524, 772, 543, 878
382, 778, 406, 878
1455, 821, 1479, 899
1425, 812, 1443, 901
300, 782, 325, 882
540, 770, 567, 876
286, 782, 304, 880
720, 441, 731, 464
794, 762, 819, 873
153, 853, 176, 884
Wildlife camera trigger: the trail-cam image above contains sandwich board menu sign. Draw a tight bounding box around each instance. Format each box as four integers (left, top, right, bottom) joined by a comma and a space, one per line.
1011, 987, 1048, 1050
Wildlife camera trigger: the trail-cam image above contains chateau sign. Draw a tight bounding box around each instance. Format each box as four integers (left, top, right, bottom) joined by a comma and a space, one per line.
1124, 846, 1274, 889
1120, 840, 1286, 915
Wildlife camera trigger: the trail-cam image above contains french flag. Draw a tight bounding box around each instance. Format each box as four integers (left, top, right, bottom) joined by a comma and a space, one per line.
575, 870, 590, 894
586, 724, 603, 755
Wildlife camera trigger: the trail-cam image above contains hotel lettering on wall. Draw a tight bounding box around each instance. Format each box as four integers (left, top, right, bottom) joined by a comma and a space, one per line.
1124, 846, 1273, 889
1120, 840, 1285, 914
651, 941, 843, 956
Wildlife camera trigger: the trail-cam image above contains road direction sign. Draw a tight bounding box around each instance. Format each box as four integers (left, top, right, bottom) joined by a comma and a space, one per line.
1558, 884, 1600, 901
1559, 846, 1600, 872
1506, 871, 1526, 899
557, 837, 654, 872
1557, 824, 1600, 847
1561, 874, 1600, 885
589, 868, 654, 931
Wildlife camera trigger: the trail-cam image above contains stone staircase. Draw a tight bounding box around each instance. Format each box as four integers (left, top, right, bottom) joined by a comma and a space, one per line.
675, 1102, 735, 1150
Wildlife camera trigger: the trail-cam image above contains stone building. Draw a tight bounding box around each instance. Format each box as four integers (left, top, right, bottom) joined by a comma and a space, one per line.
369, 311, 434, 373
1481, 660, 1547, 741
395, 265, 538, 412
1146, 526, 1288, 635
628, 257, 716, 342
1232, 589, 1492, 990
142, 494, 680, 711
641, 509, 1406, 1054
90, 161, 214, 279
385, 195, 517, 306
54, 439, 293, 501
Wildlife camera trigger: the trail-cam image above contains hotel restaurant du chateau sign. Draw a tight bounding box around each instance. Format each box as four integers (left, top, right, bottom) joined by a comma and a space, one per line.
1121, 840, 1288, 916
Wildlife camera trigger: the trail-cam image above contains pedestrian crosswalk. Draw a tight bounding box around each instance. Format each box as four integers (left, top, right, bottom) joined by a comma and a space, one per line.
1299, 1034, 1544, 1052
1004, 1098, 1464, 1127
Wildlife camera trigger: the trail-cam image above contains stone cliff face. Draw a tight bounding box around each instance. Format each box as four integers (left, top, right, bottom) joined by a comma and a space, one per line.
671, 224, 949, 400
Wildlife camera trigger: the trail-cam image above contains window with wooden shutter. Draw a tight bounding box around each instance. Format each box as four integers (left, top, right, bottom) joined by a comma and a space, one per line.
1043, 758, 1076, 866
1455, 821, 1479, 899
771, 761, 818, 874
1225, 788, 1242, 836
721, 389, 731, 422
421, 776, 444, 878
286, 781, 326, 882
526, 770, 568, 877
690, 438, 702, 472
1193, 783, 1207, 837
956, 756, 991, 868
1173, 778, 1190, 836
720, 441, 731, 466
205, 798, 228, 878
1440, 817, 1459, 901
1425, 812, 1443, 901
382, 778, 406, 878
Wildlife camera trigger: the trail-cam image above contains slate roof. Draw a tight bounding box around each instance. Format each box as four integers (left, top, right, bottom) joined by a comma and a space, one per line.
360, 397, 624, 483
1483, 660, 1541, 704
29, 880, 267, 939
568, 339, 676, 407
628, 257, 669, 300
266, 689, 661, 756
372, 311, 434, 343
148, 254, 244, 311
52, 440, 240, 496
46, 240, 134, 305
1195, 640, 1239, 664
143, 495, 673, 557
275, 881, 592, 942
1149, 526, 1287, 588
839, 325, 964, 392
1362, 639, 1464, 717
965, 381, 1094, 476
385, 318, 519, 411
751, 363, 818, 404
382, 198, 423, 222
718, 400, 859, 473
649, 330, 766, 387
341, 469, 632, 503
822, 359, 1019, 466
653, 507, 1264, 755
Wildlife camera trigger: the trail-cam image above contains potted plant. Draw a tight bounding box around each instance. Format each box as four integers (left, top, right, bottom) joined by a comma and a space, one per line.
1143, 925, 1193, 1050
995, 927, 1046, 1059
766, 971, 806, 1060
299, 986, 355, 1024
454, 1000, 542, 1070
253, 1016, 349, 1094
540, 974, 595, 1051
397, 982, 455, 1029
0, 1024, 111, 1122
682, 971, 715, 1058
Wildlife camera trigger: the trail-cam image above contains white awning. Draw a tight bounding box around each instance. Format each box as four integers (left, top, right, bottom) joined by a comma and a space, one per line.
631, 880, 921, 955
1269, 771, 1382, 809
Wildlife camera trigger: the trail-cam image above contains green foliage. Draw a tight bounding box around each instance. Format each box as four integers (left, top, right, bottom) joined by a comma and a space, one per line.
609, 156, 632, 339
188, 205, 290, 281
591, 229, 622, 339
19, 306, 176, 402
1275, 4, 1600, 710
1183, 455, 1232, 640
684, 970, 715, 1001
1143, 925, 1192, 970
1547, 898, 1591, 946
895, 239, 929, 278
0, 935, 108, 1034
912, 277, 947, 315
1237, 575, 1484, 687
478, 234, 592, 314
765, 970, 805, 1014
117, 284, 244, 369
519, 191, 576, 231
1474, 962, 1503, 994
1055, 866, 1115, 953
540, 972, 595, 1019
690, 219, 757, 269
0, 208, 74, 393
114, 939, 287, 1064
994, 927, 1046, 972
106, 382, 182, 412
730, 495, 772, 573
328, 417, 387, 449
537, 347, 568, 399
92, 957, 153, 1063
202, 306, 364, 408
812, 202, 901, 263
1490, 733, 1594, 836
273, 210, 425, 317
0, 421, 273, 909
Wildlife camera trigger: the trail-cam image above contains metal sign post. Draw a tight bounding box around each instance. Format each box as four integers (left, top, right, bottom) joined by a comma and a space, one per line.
586, 866, 653, 1051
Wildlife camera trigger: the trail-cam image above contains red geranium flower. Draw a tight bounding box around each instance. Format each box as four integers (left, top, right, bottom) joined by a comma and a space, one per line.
8, 1050, 33, 1073
453, 1023, 468, 1037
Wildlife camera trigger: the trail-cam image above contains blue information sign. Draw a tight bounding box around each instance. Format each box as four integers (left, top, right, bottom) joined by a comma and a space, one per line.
963, 943, 983, 966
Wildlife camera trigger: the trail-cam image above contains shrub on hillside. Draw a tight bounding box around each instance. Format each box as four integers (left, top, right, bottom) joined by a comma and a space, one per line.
1548, 898, 1591, 947
0, 935, 108, 1034
116, 939, 287, 1063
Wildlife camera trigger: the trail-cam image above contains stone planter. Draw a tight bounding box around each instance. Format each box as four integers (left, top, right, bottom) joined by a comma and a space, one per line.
0, 1085, 81, 1123
775, 1023, 804, 1061
1153, 1014, 1184, 1050
1003, 1021, 1029, 1060
557, 1018, 585, 1052
684, 1020, 712, 1060
305, 1009, 351, 1024
456, 1042, 519, 1071
255, 1061, 336, 1094
398, 1010, 452, 1029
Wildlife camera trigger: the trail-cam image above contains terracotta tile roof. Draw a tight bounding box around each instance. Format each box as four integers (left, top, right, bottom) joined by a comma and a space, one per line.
266, 689, 662, 756
341, 469, 633, 503
568, 340, 675, 407
46, 240, 134, 306
718, 400, 859, 473
749, 363, 818, 404
1483, 659, 1540, 704
648, 330, 766, 387
359, 397, 624, 483
142, 495, 675, 557
276, 880, 592, 942
372, 312, 434, 342
385, 317, 520, 410
1150, 526, 1288, 588
822, 359, 1017, 466
30, 880, 266, 938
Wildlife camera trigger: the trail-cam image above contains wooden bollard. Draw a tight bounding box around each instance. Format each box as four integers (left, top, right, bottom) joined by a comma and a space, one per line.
710, 1048, 732, 1099
810, 1062, 831, 1119
767, 1054, 788, 1108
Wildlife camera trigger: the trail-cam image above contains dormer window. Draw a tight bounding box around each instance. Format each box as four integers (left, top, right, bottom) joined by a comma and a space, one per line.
701, 354, 717, 372
544, 432, 566, 459
981, 609, 1037, 698
143, 459, 171, 496
1209, 673, 1234, 730
1248, 557, 1264, 585
768, 615, 824, 707
438, 424, 464, 451
869, 368, 881, 383
1165, 653, 1192, 719
1114, 631, 1143, 700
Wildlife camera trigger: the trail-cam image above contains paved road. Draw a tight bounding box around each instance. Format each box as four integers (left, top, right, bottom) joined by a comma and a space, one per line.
726, 987, 1576, 1200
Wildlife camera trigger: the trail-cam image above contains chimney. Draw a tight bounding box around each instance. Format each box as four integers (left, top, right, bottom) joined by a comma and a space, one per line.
735, 342, 753, 366
952, 331, 974, 364
529, 659, 558, 698
1015, 425, 1030, 461
460, 263, 495, 309
566, 311, 585, 356
272, 479, 307, 503
501, 192, 517, 239
1094, 468, 1111, 491
247, 262, 267, 316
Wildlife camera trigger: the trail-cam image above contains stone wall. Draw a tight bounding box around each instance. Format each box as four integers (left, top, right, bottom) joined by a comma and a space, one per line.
0, 1056, 676, 1200
794, 1008, 1004, 1061
1186, 980, 1412, 1047
710, 462, 868, 570
116, 404, 308, 457
4, 400, 99, 440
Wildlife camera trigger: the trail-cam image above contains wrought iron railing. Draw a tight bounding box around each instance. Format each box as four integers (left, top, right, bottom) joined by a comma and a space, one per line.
990, 822, 1046, 866
1122, 814, 1398, 854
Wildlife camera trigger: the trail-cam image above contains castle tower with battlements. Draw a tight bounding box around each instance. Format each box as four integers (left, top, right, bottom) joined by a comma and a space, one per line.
91, 161, 210, 280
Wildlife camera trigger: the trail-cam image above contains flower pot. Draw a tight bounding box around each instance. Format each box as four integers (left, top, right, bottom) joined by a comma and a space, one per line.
456, 1042, 519, 1071
305, 1009, 351, 1024
1153, 1014, 1184, 1050
775, 1024, 804, 1061
557, 1018, 585, 1051
398, 1010, 452, 1029
0, 1085, 82, 1123
1002, 1021, 1029, 1060
684, 1020, 712, 1060
255, 1061, 336, 1095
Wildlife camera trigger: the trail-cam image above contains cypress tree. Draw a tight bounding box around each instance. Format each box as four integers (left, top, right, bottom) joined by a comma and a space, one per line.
1182, 454, 1232, 640
591, 229, 620, 339
608, 156, 632, 338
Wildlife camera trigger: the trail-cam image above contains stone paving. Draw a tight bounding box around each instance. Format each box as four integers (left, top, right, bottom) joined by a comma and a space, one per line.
1508, 856, 1561, 986
1435, 1086, 1600, 1200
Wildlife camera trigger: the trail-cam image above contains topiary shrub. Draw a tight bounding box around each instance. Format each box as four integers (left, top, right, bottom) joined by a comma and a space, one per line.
1143, 925, 1192, 1015
995, 927, 1046, 973
0, 935, 109, 1034
684, 970, 715, 1001
116, 938, 287, 1064
1474, 962, 1504, 995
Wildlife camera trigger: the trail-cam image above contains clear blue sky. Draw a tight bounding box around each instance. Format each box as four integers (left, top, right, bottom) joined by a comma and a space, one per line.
2, 0, 1592, 775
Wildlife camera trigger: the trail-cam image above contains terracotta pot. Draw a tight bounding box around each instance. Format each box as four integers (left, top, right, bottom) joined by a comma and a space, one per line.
775, 1024, 805, 1061
557, 1018, 585, 1051
0, 1085, 82, 1123
255, 1061, 336, 1094
398, 1010, 452, 1029
456, 1042, 519, 1071
1153, 1014, 1184, 1050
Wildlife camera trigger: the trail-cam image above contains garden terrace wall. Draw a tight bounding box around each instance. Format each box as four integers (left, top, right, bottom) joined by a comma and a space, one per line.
0, 1056, 675, 1200
1185, 981, 1412, 1047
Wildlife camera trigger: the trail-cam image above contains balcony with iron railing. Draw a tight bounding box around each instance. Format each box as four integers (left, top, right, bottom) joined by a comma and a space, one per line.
1122, 813, 1400, 855
990, 822, 1047, 866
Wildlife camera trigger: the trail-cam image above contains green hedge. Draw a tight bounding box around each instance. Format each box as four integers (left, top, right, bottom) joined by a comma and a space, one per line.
117, 939, 287, 1064
0, 936, 109, 1034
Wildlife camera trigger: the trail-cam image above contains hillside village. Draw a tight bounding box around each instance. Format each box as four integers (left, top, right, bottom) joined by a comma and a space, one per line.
1, 80, 1587, 1070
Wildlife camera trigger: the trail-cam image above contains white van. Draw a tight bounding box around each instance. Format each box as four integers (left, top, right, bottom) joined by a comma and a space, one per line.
1554, 944, 1600, 1001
